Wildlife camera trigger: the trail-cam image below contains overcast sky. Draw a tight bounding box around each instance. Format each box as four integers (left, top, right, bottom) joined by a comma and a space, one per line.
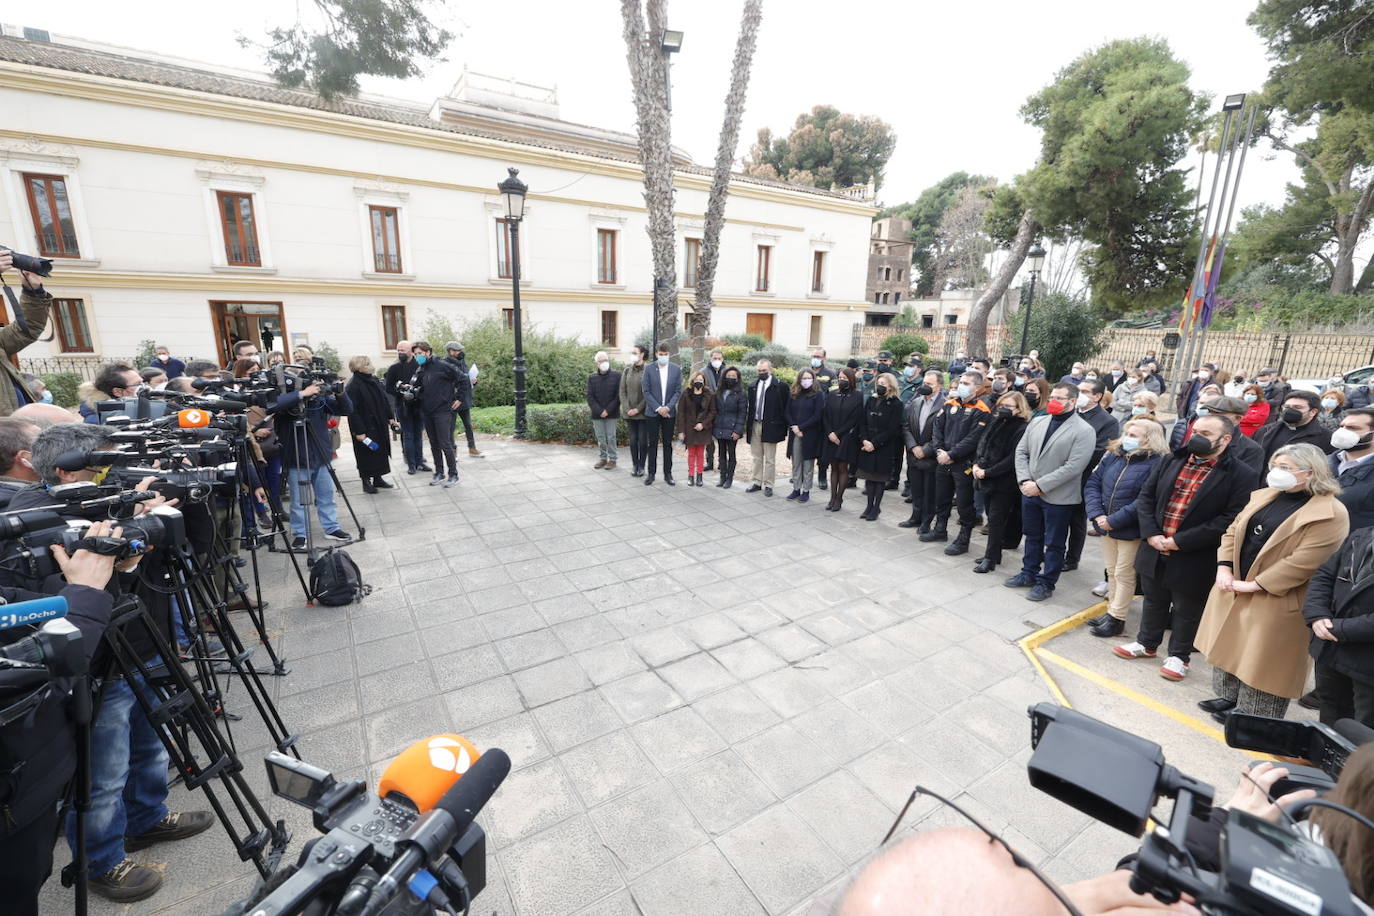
38, 0, 1297, 211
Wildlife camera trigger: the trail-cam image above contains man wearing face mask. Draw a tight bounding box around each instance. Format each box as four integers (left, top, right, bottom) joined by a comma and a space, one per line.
1175, 363, 1219, 418
1331, 408, 1374, 529
641, 343, 682, 485
859, 361, 879, 402
875, 350, 896, 376
383, 340, 429, 475
810, 348, 835, 490
619, 346, 649, 476
1113, 415, 1259, 681
151, 345, 185, 380
1007, 383, 1096, 600
899, 369, 947, 533
1254, 367, 1290, 422
1059, 362, 1087, 386
898, 355, 924, 404
1063, 378, 1121, 571
1168, 383, 1223, 451
921, 371, 991, 548
1138, 361, 1165, 395
586, 351, 621, 470
85, 363, 167, 424
1254, 391, 1336, 464
745, 359, 790, 496
701, 348, 727, 473
1202, 397, 1266, 475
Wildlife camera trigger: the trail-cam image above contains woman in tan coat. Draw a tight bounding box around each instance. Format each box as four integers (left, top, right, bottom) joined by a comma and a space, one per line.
1195, 443, 1349, 720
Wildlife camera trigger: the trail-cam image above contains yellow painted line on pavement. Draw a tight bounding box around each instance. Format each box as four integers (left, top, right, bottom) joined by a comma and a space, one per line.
1015, 602, 1105, 709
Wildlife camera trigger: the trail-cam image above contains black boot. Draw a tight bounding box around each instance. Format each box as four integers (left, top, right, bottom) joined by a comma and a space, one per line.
919, 520, 949, 542
897, 506, 922, 528
918, 519, 932, 535
944, 526, 972, 556
362, 479, 377, 494
869, 485, 884, 520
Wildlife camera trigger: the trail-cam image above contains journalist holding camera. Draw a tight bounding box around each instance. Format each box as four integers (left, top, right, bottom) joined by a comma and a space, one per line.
2, 423, 209, 904
0, 248, 55, 416
267, 364, 354, 548
406, 340, 467, 488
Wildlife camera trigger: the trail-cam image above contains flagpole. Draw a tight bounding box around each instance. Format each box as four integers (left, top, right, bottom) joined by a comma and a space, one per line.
1194, 103, 1257, 372
1174, 104, 1236, 404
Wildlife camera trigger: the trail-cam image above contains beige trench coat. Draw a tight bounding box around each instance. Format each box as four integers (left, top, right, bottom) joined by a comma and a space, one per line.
1195, 489, 1349, 698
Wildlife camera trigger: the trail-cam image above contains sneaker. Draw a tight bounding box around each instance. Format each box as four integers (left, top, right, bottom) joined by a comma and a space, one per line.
1112, 642, 1157, 660
90, 858, 163, 902
323, 529, 351, 542
443, 474, 459, 488
1159, 656, 1189, 681
290, 537, 306, 551
1003, 572, 1036, 588
125, 810, 214, 851
416, 463, 433, 472
1091, 580, 1110, 598
429, 473, 444, 486
1026, 583, 1054, 601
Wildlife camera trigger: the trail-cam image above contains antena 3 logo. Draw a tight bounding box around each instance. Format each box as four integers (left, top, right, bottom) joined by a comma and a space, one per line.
427, 736, 473, 774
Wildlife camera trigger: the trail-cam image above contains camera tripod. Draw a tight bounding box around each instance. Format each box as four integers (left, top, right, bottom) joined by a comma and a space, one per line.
283, 396, 365, 568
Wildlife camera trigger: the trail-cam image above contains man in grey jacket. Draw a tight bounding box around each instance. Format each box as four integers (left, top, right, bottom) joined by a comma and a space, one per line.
1006, 382, 1096, 601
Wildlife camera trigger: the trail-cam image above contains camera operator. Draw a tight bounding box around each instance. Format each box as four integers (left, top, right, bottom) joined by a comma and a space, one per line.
5, 423, 208, 902
0, 519, 130, 916
267, 365, 354, 548
0, 416, 41, 508
383, 339, 429, 475
409, 340, 464, 487
0, 249, 51, 417
82, 363, 166, 424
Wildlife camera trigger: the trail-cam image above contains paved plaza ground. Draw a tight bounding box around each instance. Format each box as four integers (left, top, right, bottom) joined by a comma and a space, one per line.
39, 433, 1287, 915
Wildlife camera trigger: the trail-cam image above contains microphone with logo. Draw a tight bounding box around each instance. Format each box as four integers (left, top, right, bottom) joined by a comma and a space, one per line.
0, 596, 85, 719
245, 734, 508, 915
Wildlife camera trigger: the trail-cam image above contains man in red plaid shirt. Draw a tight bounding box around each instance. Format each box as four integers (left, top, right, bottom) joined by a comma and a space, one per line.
1112, 415, 1259, 680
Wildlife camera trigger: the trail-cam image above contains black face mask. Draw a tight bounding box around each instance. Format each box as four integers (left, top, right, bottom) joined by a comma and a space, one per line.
757, 372, 770, 380
723, 377, 738, 388
1281, 407, 1305, 426
1185, 434, 1218, 457
996, 407, 1014, 418
876, 386, 889, 397
838, 378, 851, 390
915, 385, 932, 397
692, 383, 704, 390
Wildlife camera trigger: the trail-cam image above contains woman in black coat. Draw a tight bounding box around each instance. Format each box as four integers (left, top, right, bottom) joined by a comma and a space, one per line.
970, 390, 1030, 573
821, 368, 864, 511
344, 355, 398, 493
785, 368, 825, 502
713, 366, 747, 488
856, 373, 905, 521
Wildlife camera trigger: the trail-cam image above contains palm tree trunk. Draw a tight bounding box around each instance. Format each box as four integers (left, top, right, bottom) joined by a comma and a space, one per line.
691, 0, 764, 372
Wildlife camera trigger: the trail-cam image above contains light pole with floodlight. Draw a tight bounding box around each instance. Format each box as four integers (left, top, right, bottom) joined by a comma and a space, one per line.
499, 167, 528, 438
1018, 241, 1047, 355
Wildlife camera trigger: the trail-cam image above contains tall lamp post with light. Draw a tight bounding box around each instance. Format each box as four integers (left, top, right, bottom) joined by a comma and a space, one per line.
1018, 241, 1047, 356
499, 167, 529, 438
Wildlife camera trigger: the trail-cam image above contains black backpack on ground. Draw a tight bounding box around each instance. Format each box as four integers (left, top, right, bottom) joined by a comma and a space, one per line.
309, 549, 370, 606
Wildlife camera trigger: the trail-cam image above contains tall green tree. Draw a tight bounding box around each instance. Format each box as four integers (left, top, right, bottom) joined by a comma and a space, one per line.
245, 0, 453, 99
743, 105, 896, 191
879, 171, 992, 295
1245, 0, 1374, 295
966, 38, 1206, 355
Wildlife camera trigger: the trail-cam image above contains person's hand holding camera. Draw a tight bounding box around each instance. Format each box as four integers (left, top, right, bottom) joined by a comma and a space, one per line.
1225, 761, 1317, 823
0, 248, 44, 290
300, 382, 322, 398
49, 520, 122, 590
133, 474, 180, 514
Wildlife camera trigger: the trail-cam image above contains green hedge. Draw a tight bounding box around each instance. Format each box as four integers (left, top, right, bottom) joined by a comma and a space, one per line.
880, 333, 930, 361
465, 402, 630, 445
41, 372, 81, 407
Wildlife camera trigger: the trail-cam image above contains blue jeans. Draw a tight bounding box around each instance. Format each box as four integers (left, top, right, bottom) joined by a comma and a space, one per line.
67, 672, 170, 876
288, 465, 339, 539
398, 409, 425, 469
1019, 496, 1075, 589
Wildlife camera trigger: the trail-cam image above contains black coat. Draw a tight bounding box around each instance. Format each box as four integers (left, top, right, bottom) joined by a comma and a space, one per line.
785, 388, 825, 461
0, 584, 114, 835
1334, 453, 1374, 531
344, 371, 394, 476
855, 397, 905, 477
443, 355, 475, 408
269, 386, 353, 470
902, 392, 944, 469
1304, 526, 1374, 685
384, 357, 418, 415
408, 358, 465, 415
714, 386, 747, 440
746, 377, 790, 444
1254, 417, 1335, 463
973, 414, 1027, 492
587, 369, 621, 420
1134, 445, 1261, 590
820, 389, 864, 465
931, 397, 992, 465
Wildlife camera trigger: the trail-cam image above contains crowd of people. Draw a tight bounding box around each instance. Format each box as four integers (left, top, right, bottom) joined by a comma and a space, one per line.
588, 343, 1374, 728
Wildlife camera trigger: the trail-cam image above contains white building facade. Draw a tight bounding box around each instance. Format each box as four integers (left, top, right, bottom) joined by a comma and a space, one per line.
0, 32, 876, 371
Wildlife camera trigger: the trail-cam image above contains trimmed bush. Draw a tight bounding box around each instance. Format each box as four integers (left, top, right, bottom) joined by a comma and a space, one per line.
441, 312, 601, 409
742, 343, 801, 371
880, 333, 930, 362
721, 345, 748, 363
41, 372, 81, 407
727, 332, 767, 350
464, 402, 630, 446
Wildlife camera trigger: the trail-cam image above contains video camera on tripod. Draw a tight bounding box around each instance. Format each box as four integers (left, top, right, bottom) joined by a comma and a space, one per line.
1026, 703, 1374, 915
0, 501, 185, 587
0, 594, 84, 721
229, 736, 509, 916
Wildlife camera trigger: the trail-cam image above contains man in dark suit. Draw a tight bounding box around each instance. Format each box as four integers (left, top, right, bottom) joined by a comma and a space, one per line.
1254, 390, 1336, 462
1114, 414, 1259, 682
641, 342, 682, 486
1064, 378, 1120, 570
745, 359, 790, 496
898, 369, 946, 533
1331, 408, 1374, 529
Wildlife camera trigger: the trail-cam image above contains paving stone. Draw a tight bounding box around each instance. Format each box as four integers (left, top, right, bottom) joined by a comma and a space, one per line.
512, 655, 593, 707
365, 696, 447, 763
589, 779, 708, 878
553, 614, 623, 652
718, 805, 845, 914
657, 652, 737, 701
790, 700, 885, 767
501, 816, 624, 914
465, 711, 552, 772
561, 729, 660, 807
483, 755, 581, 847
710, 638, 787, 681
443, 675, 526, 731
679, 612, 748, 650
599, 671, 684, 723
533, 690, 624, 751
478, 604, 544, 641
755, 624, 825, 663
749, 665, 835, 718
631, 705, 727, 773
787, 770, 894, 865
670, 750, 777, 835
431, 643, 506, 692
576, 642, 649, 685
840, 679, 935, 738
632, 842, 767, 916
692, 683, 782, 744
495, 627, 567, 671
735, 722, 839, 797
631, 628, 699, 667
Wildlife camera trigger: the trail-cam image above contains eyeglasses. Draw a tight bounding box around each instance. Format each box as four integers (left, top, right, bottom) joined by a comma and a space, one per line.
882, 786, 1084, 915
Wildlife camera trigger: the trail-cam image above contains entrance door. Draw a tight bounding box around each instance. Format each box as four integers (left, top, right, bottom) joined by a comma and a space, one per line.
209, 301, 287, 367
745, 312, 774, 341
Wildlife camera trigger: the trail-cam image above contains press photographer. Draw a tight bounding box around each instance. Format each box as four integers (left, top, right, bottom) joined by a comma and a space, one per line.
4, 423, 209, 903
267, 362, 354, 549
0, 518, 127, 916
0, 247, 54, 417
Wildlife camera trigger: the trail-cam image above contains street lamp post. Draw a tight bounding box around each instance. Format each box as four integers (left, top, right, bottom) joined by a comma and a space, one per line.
499, 167, 529, 438
1018, 241, 1047, 355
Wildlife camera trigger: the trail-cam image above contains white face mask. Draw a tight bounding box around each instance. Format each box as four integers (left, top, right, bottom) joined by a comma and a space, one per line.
810, 358, 823, 368
801, 378, 813, 389
1131, 405, 1147, 416
1331, 427, 1363, 451
955, 383, 973, 400
1322, 398, 1339, 410
598, 360, 610, 372
1076, 394, 1092, 410
1266, 467, 1299, 490
1243, 393, 1258, 403
657, 355, 670, 366
710, 359, 722, 369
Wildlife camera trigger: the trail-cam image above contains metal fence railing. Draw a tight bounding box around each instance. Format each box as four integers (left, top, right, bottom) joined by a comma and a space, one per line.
1090, 328, 1374, 382
851, 324, 1013, 362
19, 356, 129, 382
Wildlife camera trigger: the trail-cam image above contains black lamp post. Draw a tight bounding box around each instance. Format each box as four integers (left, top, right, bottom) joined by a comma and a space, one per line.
499, 167, 528, 438
1018, 241, 1047, 355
